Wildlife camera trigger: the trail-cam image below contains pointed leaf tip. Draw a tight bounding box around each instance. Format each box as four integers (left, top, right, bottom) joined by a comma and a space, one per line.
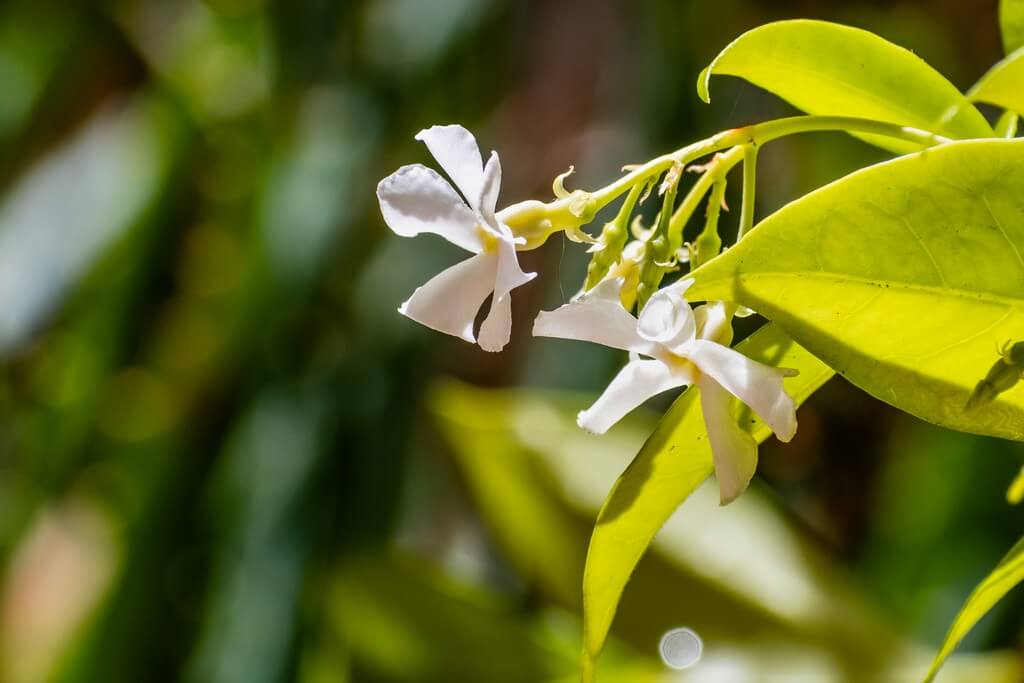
696, 65, 713, 103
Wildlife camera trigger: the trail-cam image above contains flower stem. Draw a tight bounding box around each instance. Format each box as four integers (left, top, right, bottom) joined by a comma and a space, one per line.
736, 144, 758, 242
692, 175, 728, 269
589, 115, 949, 209
667, 146, 744, 249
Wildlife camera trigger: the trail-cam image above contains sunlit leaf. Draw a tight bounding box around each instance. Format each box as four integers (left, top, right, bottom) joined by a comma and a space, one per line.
697, 20, 993, 153
967, 47, 1024, 118
924, 536, 1024, 682
687, 139, 1024, 441
1002, 0, 1024, 53
581, 323, 833, 676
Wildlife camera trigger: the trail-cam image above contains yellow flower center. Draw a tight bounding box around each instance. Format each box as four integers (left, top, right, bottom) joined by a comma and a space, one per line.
477, 225, 501, 253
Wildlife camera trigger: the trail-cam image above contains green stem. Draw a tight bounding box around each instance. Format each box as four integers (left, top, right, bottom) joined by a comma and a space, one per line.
590, 115, 949, 209
655, 164, 681, 238
737, 144, 758, 242
692, 176, 728, 269
667, 146, 744, 248
581, 650, 596, 683
996, 110, 1019, 138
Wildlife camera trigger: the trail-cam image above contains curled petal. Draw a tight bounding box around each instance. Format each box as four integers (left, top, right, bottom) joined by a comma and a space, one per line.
377, 165, 482, 253
637, 279, 696, 353
687, 339, 797, 441
699, 376, 758, 505
532, 278, 646, 353
694, 301, 734, 345
415, 125, 485, 209
399, 251, 497, 343
478, 292, 513, 352
552, 166, 575, 198
565, 226, 598, 244
478, 151, 502, 226
493, 234, 536, 300
478, 236, 536, 352
578, 359, 687, 434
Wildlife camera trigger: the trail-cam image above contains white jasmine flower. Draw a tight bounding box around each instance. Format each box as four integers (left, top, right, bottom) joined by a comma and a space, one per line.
533, 278, 797, 504
377, 124, 536, 352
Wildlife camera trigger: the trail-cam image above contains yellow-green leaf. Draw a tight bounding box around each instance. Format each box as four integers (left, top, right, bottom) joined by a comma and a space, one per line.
687, 139, 1024, 441
697, 20, 993, 154
1002, 0, 1024, 54
581, 323, 833, 677
924, 536, 1024, 682
968, 46, 1024, 117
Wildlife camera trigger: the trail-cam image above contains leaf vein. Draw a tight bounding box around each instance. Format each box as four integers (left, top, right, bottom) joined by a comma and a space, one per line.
736, 271, 1024, 308
917, 308, 1013, 361
900, 215, 948, 287
981, 192, 1024, 276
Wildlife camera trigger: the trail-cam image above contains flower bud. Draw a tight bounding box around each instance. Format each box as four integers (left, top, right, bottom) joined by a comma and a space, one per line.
1005, 341, 1024, 366
636, 234, 671, 310
966, 341, 1024, 411
584, 220, 628, 290
497, 195, 597, 250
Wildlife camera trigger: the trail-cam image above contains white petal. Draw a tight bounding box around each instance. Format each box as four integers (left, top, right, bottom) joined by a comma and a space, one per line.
398, 251, 497, 342
478, 151, 502, 224
478, 292, 512, 352
694, 301, 734, 345
636, 279, 696, 353
377, 165, 482, 253
415, 125, 485, 208
578, 359, 687, 434
478, 236, 536, 352
532, 278, 647, 352
699, 376, 758, 505
661, 277, 696, 300
687, 339, 797, 441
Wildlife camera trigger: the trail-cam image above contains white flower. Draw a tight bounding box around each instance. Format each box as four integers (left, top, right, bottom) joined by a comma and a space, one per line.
533, 278, 797, 504
377, 124, 536, 352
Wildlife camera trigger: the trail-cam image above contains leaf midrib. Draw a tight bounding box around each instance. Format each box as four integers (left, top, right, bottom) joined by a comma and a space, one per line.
696, 270, 1024, 309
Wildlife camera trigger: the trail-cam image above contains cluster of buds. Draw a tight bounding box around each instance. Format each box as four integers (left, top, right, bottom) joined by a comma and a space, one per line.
377, 124, 797, 504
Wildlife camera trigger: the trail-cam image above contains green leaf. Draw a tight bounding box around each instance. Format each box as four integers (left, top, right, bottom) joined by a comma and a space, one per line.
1002, 0, 1024, 53
686, 139, 1024, 442
697, 20, 993, 153
924, 536, 1024, 682
968, 47, 1024, 118
581, 323, 833, 677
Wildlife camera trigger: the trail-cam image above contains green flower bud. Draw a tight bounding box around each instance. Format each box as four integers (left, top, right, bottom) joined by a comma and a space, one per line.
582, 181, 646, 292
584, 220, 628, 290
1005, 340, 1024, 365
497, 197, 595, 250
691, 177, 727, 269
636, 234, 671, 310
966, 340, 1024, 411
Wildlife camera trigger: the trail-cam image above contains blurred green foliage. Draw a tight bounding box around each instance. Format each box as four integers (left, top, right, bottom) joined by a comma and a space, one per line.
0, 0, 1020, 681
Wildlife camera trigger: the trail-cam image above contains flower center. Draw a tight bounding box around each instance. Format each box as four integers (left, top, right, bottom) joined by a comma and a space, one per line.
661, 352, 699, 384
476, 225, 501, 253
